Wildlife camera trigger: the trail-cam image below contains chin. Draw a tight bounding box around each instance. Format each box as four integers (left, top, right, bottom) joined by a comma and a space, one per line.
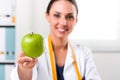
56, 34, 68, 39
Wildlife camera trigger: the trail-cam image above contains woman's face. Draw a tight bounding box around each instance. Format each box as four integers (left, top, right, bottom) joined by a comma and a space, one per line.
46, 0, 78, 39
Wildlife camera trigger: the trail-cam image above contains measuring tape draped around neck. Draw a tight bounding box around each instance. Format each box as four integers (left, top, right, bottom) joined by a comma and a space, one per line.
48, 35, 82, 80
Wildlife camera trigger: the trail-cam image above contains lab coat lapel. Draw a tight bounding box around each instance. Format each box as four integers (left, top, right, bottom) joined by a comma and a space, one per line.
64, 44, 74, 72
45, 38, 54, 79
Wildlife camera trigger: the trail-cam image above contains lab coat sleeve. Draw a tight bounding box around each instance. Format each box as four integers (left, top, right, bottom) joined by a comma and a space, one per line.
10, 64, 38, 80
10, 65, 19, 80
83, 47, 101, 80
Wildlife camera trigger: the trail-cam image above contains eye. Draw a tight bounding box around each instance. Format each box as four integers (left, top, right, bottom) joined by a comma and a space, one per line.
66, 15, 74, 20
54, 14, 60, 18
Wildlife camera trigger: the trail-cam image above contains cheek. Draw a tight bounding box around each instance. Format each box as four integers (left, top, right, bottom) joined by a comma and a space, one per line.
68, 21, 75, 28
49, 18, 58, 26
49, 19, 58, 32
69, 26, 74, 32
68, 22, 76, 32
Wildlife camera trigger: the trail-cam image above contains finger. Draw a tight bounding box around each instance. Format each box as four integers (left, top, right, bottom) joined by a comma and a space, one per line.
30, 58, 38, 65
17, 56, 33, 64
22, 59, 38, 68
23, 62, 30, 67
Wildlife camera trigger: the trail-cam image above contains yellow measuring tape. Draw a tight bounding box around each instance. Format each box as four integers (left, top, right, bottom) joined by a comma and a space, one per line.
48, 35, 58, 80
48, 35, 82, 80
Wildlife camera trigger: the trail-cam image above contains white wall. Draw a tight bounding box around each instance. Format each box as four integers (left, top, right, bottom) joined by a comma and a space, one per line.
16, 0, 33, 53
32, 0, 50, 36
93, 53, 120, 80
16, 0, 50, 53
16, 0, 120, 80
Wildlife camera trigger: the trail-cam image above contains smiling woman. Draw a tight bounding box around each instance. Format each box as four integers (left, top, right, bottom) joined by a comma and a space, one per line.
69, 0, 120, 52
11, 0, 101, 80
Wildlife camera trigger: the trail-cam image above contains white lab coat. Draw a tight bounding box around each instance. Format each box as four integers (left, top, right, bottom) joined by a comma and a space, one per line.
11, 38, 101, 80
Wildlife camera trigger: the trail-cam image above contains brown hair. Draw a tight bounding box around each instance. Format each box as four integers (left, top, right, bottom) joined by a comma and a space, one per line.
46, 0, 78, 16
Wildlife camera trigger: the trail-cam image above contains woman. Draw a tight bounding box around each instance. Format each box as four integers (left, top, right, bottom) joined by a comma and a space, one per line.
11, 0, 101, 80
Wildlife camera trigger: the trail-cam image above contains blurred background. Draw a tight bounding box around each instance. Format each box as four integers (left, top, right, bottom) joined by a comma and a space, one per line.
0, 0, 120, 80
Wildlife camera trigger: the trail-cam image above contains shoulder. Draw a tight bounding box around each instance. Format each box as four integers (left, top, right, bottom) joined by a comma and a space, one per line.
71, 43, 93, 59
72, 43, 92, 53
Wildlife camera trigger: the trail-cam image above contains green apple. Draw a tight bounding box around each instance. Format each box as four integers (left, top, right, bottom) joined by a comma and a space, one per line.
21, 32, 45, 58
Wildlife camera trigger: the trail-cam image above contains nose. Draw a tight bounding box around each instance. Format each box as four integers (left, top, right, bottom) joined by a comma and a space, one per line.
59, 17, 67, 26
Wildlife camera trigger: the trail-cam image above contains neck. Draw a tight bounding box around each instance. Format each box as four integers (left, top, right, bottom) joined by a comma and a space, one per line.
49, 34, 68, 50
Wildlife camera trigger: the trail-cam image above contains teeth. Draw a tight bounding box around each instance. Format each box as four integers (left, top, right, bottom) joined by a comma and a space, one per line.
58, 28, 65, 32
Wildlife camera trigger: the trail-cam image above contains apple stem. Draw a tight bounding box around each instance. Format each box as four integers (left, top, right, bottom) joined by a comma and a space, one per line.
32, 32, 33, 35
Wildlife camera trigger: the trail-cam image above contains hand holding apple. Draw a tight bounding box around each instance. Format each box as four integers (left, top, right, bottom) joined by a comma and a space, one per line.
17, 52, 38, 70
21, 32, 45, 58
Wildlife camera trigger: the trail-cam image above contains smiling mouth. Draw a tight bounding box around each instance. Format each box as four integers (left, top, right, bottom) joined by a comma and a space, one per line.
57, 28, 68, 33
